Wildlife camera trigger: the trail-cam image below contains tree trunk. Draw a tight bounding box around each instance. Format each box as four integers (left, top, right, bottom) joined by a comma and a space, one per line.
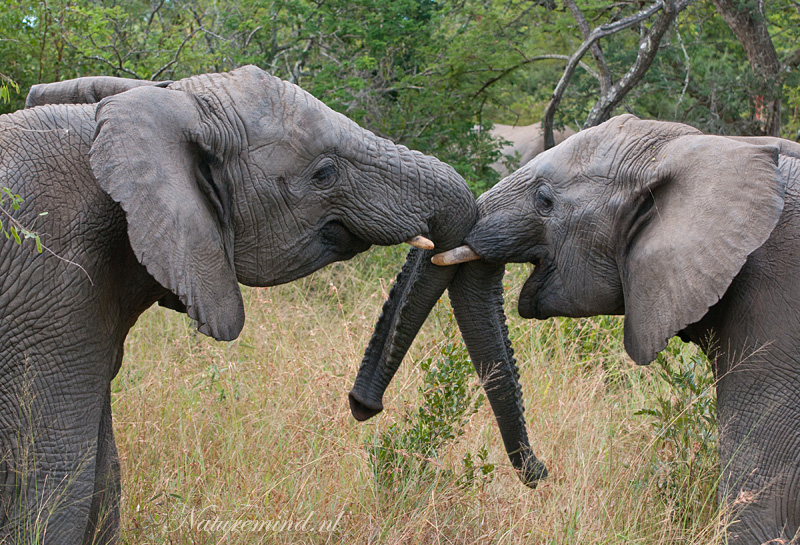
711, 0, 782, 136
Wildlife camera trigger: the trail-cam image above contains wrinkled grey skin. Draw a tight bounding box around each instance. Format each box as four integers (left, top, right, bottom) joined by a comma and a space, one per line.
457, 114, 800, 544
490, 122, 576, 176
0, 67, 476, 544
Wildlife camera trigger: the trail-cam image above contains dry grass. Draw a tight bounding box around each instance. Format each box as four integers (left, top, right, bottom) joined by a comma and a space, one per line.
113, 246, 727, 544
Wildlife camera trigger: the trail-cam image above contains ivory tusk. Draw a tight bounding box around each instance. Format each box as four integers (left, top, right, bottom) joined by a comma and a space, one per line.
406, 235, 435, 250
431, 245, 481, 266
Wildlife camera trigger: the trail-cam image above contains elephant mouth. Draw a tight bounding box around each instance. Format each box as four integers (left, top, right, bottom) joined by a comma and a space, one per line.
518, 259, 552, 319
320, 220, 372, 259
431, 243, 553, 319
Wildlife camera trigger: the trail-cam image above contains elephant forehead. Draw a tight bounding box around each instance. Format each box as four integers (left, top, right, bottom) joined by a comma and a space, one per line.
239, 106, 345, 163
515, 148, 574, 184
182, 66, 349, 154
531, 126, 648, 184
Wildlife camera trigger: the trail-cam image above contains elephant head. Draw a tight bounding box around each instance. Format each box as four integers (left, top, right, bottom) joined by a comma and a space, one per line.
439, 114, 784, 360
426, 114, 785, 487
82, 66, 476, 341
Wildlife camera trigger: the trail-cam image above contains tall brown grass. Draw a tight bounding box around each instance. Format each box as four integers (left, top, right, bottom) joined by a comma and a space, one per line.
114, 246, 725, 544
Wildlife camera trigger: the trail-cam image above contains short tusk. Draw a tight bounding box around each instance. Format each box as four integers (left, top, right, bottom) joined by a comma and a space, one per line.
431, 245, 481, 266
406, 235, 435, 250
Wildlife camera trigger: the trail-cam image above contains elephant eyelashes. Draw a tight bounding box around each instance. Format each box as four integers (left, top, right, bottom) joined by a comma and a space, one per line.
533, 185, 554, 215
312, 160, 339, 189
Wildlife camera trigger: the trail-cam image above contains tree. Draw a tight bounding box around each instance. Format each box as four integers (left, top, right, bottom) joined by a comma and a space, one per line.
542, 0, 692, 148
711, 0, 796, 136
2, 0, 798, 196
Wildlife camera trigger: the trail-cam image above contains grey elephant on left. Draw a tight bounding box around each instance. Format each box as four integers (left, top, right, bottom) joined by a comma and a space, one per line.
0, 66, 476, 544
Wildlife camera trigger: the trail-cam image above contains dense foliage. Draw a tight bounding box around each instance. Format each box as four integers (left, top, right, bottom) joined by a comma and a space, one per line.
2, 0, 799, 194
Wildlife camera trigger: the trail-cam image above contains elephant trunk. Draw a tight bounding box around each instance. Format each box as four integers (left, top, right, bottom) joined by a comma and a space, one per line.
448, 260, 546, 487
348, 156, 476, 421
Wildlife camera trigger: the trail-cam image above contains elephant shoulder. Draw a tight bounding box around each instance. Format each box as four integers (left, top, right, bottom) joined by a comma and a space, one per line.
0, 104, 109, 242
0, 104, 97, 155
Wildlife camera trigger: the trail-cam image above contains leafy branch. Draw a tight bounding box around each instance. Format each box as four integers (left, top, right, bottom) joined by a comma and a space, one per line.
0, 188, 45, 253
0, 73, 20, 104
0, 77, 51, 259
0, 189, 92, 282
0, 75, 42, 252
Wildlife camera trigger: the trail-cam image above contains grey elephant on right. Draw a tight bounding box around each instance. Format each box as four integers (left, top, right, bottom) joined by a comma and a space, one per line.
428, 114, 800, 544
489, 122, 575, 176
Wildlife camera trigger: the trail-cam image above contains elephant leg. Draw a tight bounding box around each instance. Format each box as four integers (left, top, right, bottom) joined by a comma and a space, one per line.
717, 370, 800, 544
83, 388, 120, 545
0, 363, 105, 544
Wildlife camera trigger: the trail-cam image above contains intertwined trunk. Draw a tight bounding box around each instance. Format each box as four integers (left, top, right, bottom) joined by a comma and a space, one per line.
448, 260, 546, 486
348, 155, 476, 420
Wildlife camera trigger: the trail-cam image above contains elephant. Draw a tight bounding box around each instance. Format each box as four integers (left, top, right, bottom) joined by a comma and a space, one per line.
0, 66, 476, 544
489, 122, 576, 177
424, 114, 800, 544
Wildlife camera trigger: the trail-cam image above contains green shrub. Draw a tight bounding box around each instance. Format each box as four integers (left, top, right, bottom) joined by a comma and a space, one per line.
366, 340, 494, 490
635, 339, 719, 527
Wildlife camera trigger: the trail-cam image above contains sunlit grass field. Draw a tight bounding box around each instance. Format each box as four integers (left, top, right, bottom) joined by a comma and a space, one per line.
114, 246, 725, 544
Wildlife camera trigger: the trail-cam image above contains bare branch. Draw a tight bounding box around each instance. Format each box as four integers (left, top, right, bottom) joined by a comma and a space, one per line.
83, 55, 140, 78
564, 0, 612, 95
152, 27, 202, 80
542, 1, 666, 148
471, 54, 599, 99
244, 26, 264, 49
584, 0, 692, 127
674, 25, 691, 118
147, 0, 167, 29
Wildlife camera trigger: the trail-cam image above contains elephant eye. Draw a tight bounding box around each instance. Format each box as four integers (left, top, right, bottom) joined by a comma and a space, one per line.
312, 160, 339, 189
533, 184, 554, 215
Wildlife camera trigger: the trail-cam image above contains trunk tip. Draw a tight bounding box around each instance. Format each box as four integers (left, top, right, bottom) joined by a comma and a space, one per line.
517, 453, 548, 488
348, 391, 383, 421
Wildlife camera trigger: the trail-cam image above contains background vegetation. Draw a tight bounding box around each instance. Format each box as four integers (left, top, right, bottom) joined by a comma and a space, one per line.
2, 0, 797, 542
112, 252, 722, 543
2, 0, 799, 192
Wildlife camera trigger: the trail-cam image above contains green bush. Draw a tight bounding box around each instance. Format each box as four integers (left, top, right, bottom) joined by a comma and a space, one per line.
366, 340, 494, 490
636, 339, 719, 527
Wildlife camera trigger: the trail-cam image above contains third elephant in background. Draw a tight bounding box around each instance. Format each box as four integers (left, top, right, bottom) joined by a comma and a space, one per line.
489, 122, 576, 177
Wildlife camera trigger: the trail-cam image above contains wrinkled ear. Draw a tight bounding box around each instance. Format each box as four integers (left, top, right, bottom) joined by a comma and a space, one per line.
622, 135, 785, 364
90, 85, 244, 341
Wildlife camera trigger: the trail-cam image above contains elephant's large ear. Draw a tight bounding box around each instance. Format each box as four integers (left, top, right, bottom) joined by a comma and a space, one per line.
622, 135, 784, 364
90, 85, 244, 341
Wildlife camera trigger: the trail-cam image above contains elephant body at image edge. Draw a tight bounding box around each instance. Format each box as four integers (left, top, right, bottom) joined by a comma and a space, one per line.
0, 67, 477, 544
